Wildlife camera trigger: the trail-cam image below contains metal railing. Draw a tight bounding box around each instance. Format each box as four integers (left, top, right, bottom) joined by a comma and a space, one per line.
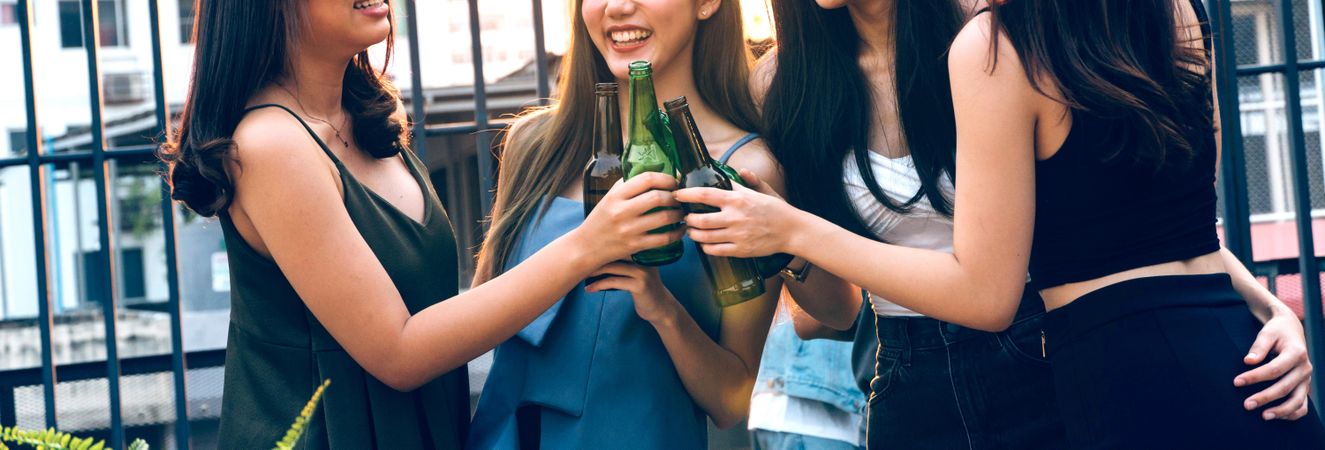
1210, 0, 1325, 413
2, 0, 1324, 447
0, 0, 547, 448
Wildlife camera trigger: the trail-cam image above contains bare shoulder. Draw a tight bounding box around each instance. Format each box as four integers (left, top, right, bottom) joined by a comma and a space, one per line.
949, 13, 1039, 104
724, 137, 785, 194
229, 106, 337, 187
949, 13, 1004, 75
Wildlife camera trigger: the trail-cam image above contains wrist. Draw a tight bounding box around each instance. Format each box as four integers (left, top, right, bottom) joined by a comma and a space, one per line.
784, 208, 821, 257
1250, 297, 1293, 324
561, 229, 604, 277
1266, 302, 1296, 321
645, 292, 684, 328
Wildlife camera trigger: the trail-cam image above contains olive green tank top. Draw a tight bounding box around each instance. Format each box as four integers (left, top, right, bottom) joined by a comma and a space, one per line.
216, 104, 467, 449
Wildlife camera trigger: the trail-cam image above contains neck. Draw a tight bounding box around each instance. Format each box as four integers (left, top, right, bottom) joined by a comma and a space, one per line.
282, 44, 351, 118
849, 0, 895, 61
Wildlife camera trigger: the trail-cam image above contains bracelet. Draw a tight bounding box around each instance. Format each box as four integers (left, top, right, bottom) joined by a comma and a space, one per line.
779, 259, 812, 283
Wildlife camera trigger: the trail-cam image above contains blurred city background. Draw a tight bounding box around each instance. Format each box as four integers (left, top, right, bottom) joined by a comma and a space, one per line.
0, 0, 1322, 448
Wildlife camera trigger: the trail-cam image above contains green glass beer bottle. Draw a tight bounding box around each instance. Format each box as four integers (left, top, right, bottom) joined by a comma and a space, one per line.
663, 96, 766, 306
623, 61, 683, 266
583, 82, 624, 217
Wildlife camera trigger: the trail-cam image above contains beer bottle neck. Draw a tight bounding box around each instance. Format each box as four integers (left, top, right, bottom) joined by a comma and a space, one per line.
593, 92, 621, 157
628, 74, 659, 142
669, 107, 709, 173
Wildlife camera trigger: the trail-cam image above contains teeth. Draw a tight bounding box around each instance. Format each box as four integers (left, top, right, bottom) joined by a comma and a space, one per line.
610, 29, 652, 44
353, 0, 384, 9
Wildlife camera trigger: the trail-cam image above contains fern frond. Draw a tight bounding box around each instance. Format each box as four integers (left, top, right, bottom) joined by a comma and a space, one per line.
273, 379, 331, 450
0, 426, 115, 450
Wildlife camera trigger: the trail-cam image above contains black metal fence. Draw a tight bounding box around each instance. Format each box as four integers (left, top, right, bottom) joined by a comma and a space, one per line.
1212, 0, 1325, 412
0, 0, 1323, 448
0, 0, 542, 448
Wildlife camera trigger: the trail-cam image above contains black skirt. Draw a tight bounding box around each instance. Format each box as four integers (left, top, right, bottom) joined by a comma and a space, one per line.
1044, 273, 1325, 449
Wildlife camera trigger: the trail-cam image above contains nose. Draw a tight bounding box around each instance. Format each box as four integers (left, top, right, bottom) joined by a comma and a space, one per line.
603, 0, 637, 18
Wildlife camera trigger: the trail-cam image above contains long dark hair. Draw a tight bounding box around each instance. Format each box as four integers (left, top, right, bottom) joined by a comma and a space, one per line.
763, 0, 965, 239
160, 0, 408, 217
474, 0, 758, 282
988, 0, 1213, 169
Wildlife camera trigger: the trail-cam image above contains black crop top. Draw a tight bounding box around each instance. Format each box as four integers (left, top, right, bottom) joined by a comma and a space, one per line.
1027, 0, 1222, 288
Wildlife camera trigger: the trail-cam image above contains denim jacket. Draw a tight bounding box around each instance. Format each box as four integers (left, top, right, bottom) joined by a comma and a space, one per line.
754, 313, 867, 414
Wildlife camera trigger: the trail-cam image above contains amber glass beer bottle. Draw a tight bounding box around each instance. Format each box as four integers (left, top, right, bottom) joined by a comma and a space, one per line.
583, 82, 624, 216
663, 96, 766, 306
622, 61, 683, 266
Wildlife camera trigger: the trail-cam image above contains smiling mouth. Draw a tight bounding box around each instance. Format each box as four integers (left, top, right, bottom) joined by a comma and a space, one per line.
353, 0, 386, 10
610, 29, 653, 46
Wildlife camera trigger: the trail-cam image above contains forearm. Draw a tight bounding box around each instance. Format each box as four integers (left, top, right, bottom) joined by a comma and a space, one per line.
387, 232, 598, 390
784, 261, 862, 330
649, 294, 771, 428
788, 211, 1024, 332
1220, 247, 1292, 322
791, 299, 855, 341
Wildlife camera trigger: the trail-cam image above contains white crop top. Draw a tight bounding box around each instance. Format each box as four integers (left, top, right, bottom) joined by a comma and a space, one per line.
843, 151, 955, 317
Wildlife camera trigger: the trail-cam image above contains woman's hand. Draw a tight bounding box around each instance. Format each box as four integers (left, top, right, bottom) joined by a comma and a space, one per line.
1236, 306, 1314, 421
675, 170, 807, 259
575, 173, 686, 266
585, 262, 680, 325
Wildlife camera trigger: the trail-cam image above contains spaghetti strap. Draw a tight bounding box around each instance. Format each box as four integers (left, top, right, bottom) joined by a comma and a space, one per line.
242, 103, 343, 165
1188, 0, 1213, 55
718, 133, 760, 164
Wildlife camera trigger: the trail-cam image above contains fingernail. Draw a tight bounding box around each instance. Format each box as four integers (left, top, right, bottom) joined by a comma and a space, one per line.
1234, 378, 1245, 387
1246, 400, 1258, 410
1265, 412, 1277, 420
1247, 352, 1258, 360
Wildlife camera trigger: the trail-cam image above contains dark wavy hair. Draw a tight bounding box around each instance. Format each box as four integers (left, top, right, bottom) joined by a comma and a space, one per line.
159, 0, 408, 217
763, 0, 965, 239
988, 0, 1214, 170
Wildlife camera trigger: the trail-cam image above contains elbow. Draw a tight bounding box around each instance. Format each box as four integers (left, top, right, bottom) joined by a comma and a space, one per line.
710, 409, 745, 430
966, 313, 1016, 333
969, 288, 1025, 333
821, 314, 857, 332
367, 353, 438, 392
375, 366, 428, 392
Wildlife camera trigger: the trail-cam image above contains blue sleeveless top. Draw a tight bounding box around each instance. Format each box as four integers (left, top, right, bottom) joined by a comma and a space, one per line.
467, 134, 760, 449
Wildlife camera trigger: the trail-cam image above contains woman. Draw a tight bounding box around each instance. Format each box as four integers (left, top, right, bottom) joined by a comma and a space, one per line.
744, 0, 1064, 448
466, 0, 782, 448
680, 0, 1325, 447
160, 1, 681, 447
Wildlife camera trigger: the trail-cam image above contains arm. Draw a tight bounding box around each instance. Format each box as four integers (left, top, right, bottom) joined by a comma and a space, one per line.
228, 111, 684, 391
790, 297, 855, 342
679, 18, 1039, 332
783, 259, 862, 330
585, 141, 785, 428
1172, 0, 1313, 420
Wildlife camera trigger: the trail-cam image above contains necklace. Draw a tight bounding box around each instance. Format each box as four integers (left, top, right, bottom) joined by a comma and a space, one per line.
276, 83, 351, 149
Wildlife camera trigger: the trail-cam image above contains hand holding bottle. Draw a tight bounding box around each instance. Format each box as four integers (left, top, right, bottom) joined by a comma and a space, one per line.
676, 176, 807, 260
573, 172, 685, 266
585, 261, 680, 324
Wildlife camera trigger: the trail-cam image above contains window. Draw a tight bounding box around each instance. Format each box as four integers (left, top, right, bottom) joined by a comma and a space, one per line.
59, 0, 128, 49
1, 2, 17, 26
178, 0, 194, 43
7, 129, 26, 156
121, 248, 145, 300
